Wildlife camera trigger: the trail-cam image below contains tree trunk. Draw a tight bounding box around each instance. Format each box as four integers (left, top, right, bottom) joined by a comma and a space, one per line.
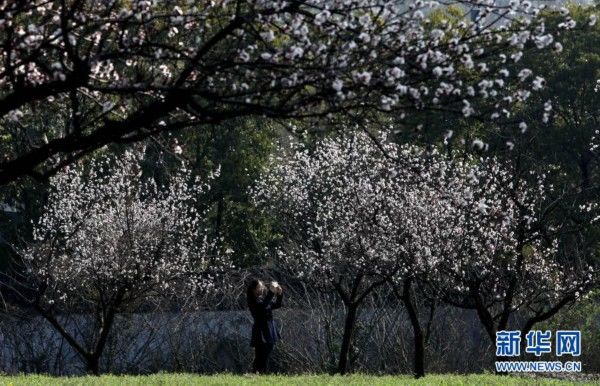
402, 279, 425, 378
87, 293, 124, 375
337, 302, 358, 374
86, 354, 100, 376
474, 300, 496, 344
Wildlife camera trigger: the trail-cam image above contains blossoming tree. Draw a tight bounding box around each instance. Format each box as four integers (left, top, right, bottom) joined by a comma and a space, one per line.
0, 0, 571, 184
253, 133, 409, 373
428, 160, 597, 361
380, 151, 520, 377
1, 151, 227, 374
384, 144, 596, 372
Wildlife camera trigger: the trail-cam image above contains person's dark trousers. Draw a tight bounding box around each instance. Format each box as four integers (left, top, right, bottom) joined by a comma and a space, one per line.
252, 343, 274, 374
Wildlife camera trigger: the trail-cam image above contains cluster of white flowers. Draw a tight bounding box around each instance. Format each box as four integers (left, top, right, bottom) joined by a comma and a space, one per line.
253, 132, 594, 307
0, 1, 571, 148
22, 151, 228, 306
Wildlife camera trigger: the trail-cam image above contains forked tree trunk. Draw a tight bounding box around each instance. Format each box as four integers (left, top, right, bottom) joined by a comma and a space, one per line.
35, 292, 124, 376
337, 302, 359, 374
402, 279, 425, 378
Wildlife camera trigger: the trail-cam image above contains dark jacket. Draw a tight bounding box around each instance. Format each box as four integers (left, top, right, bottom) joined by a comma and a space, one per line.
248, 290, 283, 346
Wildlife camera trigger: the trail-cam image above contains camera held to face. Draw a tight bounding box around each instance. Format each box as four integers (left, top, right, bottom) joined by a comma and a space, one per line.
269, 281, 282, 294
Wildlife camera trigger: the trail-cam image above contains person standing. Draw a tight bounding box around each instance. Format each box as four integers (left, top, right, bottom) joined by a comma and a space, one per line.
246, 279, 283, 374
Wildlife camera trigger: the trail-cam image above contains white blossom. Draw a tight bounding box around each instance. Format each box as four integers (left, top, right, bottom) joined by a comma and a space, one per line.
21, 151, 229, 305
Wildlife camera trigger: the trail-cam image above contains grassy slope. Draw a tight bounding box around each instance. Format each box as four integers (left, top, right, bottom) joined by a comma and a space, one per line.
0, 374, 594, 386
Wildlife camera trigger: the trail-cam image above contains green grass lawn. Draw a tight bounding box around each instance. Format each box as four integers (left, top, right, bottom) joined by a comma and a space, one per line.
0, 374, 595, 386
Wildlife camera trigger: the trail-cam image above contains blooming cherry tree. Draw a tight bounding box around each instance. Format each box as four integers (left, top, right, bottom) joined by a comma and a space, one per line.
380, 151, 516, 377
253, 132, 409, 373
2, 151, 227, 374
0, 0, 571, 184
429, 162, 597, 357
383, 146, 596, 370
